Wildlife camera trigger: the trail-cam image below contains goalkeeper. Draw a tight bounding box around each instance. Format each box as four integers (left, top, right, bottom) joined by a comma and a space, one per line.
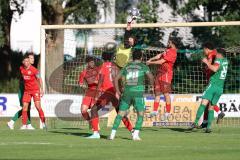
115, 21, 136, 68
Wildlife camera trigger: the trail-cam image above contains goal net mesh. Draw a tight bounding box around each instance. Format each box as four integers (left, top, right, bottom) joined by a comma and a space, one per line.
42, 25, 240, 128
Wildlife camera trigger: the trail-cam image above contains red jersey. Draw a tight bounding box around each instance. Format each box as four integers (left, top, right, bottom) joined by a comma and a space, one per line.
207, 49, 217, 62
158, 48, 177, 76
99, 62, 118, 91
206, 49, 217, 80
20, 65, 40, 91
79, 66, 99, 89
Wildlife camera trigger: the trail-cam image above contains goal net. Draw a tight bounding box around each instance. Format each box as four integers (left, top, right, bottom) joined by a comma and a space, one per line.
40, 22, 240, 128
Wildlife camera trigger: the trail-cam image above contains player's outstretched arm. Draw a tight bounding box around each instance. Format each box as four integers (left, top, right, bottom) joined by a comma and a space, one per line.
147, 53, 162, 63
202, 58, 220, 72
124, 23, 132, 48
147, 58, 166, 65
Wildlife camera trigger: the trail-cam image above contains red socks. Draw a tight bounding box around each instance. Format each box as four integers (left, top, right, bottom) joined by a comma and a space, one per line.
166, 103, 171, 113
153, 102, 171, 113
214, 105, 220, 112
91, 117, 99, 131
22, 107, 45, 125
153, 101, 159, 112
122, 117, 133, 131
36, 108, 45, 123
22, 110, 28, 125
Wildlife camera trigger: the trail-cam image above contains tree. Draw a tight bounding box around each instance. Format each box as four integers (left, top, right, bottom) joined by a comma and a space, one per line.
0, 0, 24, 79
179, 0, 240, 47
40, 0, 99, 92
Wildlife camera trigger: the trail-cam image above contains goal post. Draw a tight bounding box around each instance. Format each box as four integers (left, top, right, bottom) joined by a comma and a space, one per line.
40, 21, 240, 93
40, 21, 240, 128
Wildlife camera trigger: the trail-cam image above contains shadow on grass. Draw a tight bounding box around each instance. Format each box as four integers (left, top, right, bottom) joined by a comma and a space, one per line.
49, 130, 109, 139
50, 130, 91, 137
143, 127, 197, 133
60, 128, 84, 130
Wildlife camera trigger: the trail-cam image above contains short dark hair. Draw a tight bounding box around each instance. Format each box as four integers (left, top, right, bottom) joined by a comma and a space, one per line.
102, 51, 114, 61
203, 42, 215, 50
217, 48, 226, 57
169, 38, 178, 48
27, 52, 34, 57
22, 54, 29, 61
86, 56, 95, 63
132, 49, 143, 60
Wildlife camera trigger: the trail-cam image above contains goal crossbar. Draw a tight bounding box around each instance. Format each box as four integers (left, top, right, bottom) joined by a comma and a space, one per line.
40, 21, 240, 92
41, 21, 240, 30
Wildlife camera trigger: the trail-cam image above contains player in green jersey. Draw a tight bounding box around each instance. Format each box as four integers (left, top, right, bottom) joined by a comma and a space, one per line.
109, 50, 154, 140
7, 52, 35, 130
190, 48, 228, 133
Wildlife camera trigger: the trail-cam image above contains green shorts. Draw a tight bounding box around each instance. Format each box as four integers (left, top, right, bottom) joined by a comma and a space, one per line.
202, 84, 223, 105
119, 91, 145, 112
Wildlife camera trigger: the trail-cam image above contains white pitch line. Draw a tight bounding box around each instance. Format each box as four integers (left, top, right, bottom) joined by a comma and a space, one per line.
0, 142, 53, 145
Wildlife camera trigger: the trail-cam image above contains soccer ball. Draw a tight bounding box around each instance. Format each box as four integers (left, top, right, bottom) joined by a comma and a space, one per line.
128, 7, 140, 20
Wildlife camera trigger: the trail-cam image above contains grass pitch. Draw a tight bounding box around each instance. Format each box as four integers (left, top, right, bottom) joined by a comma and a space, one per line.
0, 120, 240, 160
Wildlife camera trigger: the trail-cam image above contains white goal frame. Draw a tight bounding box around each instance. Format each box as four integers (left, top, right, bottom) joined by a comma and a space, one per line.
40, 21, 240, 92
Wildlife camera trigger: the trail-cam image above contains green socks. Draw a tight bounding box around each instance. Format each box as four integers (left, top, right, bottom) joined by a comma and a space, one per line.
135, 115, 144, 130
194, 104, 206, 125
12, 109, 31, 124
112, 115, 123, 130
12, 110, 22, 121
207, 110, 214, 129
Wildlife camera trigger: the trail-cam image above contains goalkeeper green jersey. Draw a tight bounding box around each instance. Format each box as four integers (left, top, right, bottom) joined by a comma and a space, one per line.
120, 61, 150, 92
209, 58, 228, 88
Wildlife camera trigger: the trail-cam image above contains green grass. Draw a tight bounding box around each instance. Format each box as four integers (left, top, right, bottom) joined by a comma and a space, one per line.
0, 121, 240, 160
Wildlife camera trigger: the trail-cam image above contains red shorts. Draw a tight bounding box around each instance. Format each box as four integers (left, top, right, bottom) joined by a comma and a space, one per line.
22, 90, 41, 103
81, 89, 98, 107
96, 88, 119, 107
155, 74, 172, 94
81, 96, 95, 108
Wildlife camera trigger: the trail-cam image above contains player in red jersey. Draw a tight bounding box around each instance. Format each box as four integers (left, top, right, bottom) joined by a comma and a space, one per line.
20, 54, 46, 130
200, 42, 225, 128
147, 39, 177, 120
87, 51, 133, 139
7, 52, 35, 130
79, 57, 99, 124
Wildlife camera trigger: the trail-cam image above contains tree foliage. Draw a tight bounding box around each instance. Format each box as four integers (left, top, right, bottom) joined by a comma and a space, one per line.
180, 0, 240, 47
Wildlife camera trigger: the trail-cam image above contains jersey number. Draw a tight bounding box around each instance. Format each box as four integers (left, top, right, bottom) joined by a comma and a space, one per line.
220, 65, 228, 79
126, 69, 139, 85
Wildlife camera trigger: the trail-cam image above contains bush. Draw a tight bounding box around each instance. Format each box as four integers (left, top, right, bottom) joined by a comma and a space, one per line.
0, 78, 19, 93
